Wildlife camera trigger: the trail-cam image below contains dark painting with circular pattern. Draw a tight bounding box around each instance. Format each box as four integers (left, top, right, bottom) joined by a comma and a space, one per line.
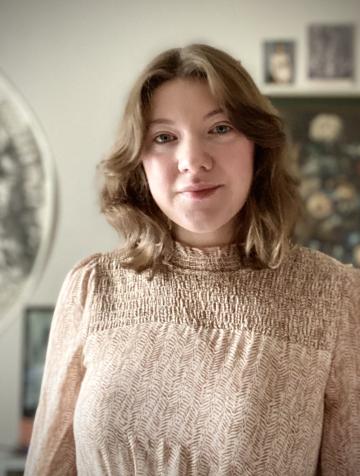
271, 96, 360, 267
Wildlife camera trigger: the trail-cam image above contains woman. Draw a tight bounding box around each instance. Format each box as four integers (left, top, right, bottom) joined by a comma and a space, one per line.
25, 43, 359, 475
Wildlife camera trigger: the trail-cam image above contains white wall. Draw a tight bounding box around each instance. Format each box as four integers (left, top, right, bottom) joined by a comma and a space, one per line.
0, 0, 359, 447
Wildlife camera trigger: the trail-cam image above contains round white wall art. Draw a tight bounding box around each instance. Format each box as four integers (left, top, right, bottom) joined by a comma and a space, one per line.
0, 71, 57, 335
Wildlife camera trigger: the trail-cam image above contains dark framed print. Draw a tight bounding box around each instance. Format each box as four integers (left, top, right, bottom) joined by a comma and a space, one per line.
308, 24, 355, 80
270, 96, 360, 267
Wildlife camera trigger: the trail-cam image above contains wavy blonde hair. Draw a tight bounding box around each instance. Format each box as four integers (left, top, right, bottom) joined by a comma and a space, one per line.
97, 43, 302, 276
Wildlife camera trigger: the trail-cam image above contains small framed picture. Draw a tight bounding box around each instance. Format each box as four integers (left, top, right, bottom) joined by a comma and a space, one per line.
20, 306, 54, 449
308, 24, 355, 80
263, 40, 296, 84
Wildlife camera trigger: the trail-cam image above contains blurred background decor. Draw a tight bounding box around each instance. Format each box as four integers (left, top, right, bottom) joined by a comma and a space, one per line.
271, 95, 360, 267
308, 24, 355, 80
19, 306, 53, 450
0, 72, 58, 335
263, 40, 296, 84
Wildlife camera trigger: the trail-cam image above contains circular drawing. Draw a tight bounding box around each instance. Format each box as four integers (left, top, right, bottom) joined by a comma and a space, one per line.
0, 72, 57, 334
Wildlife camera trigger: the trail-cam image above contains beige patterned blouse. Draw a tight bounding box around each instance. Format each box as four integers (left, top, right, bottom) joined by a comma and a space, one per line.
24, 241, 360, 475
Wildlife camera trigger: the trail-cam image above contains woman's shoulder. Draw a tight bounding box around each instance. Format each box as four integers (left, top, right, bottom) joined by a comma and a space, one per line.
61, 252, 103, 287
66, 248, 139, 289
274, 244, 357, 306
288, 244, 355, 280
69, 251, 103, 272
68, 248, 128, 274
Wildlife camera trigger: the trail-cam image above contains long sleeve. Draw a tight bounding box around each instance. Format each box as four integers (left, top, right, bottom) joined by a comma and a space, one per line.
317, 267, 360, 475
24, 254, 99, 476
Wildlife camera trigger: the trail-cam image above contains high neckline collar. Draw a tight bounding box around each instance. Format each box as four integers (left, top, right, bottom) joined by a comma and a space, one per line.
165, 240, 244, 271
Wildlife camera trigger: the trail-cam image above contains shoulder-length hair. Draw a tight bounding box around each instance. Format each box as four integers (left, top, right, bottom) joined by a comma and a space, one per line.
97, 43, 302, 276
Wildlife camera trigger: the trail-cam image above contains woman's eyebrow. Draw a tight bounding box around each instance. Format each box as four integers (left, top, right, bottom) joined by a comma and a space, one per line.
203, 108, 225, 119
148, 118, 174, 126
148, 108, 225, 126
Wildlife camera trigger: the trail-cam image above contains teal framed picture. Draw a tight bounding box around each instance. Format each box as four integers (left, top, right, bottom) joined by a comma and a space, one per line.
22, 306, 54, 418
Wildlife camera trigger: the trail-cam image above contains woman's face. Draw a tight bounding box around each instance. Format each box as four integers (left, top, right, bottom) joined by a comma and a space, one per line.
140, 78, 254, 247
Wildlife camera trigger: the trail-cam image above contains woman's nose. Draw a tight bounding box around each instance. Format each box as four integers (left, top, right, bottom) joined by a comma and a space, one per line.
176, 136, 213, 173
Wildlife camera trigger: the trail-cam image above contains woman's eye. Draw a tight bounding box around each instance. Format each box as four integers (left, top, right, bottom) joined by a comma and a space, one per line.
211, 124, 232, 135
154, 133, 175, 144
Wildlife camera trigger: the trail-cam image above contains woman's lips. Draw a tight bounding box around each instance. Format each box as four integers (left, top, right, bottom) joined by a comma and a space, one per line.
180, 185, 222, 200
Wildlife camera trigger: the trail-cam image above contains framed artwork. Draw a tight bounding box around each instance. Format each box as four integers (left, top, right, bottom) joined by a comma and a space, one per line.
22, 305, 53, 416
270, 96, 360, 267
308, 24, 355, 80
20, 305, 53, 449
263, 40, 295, 85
